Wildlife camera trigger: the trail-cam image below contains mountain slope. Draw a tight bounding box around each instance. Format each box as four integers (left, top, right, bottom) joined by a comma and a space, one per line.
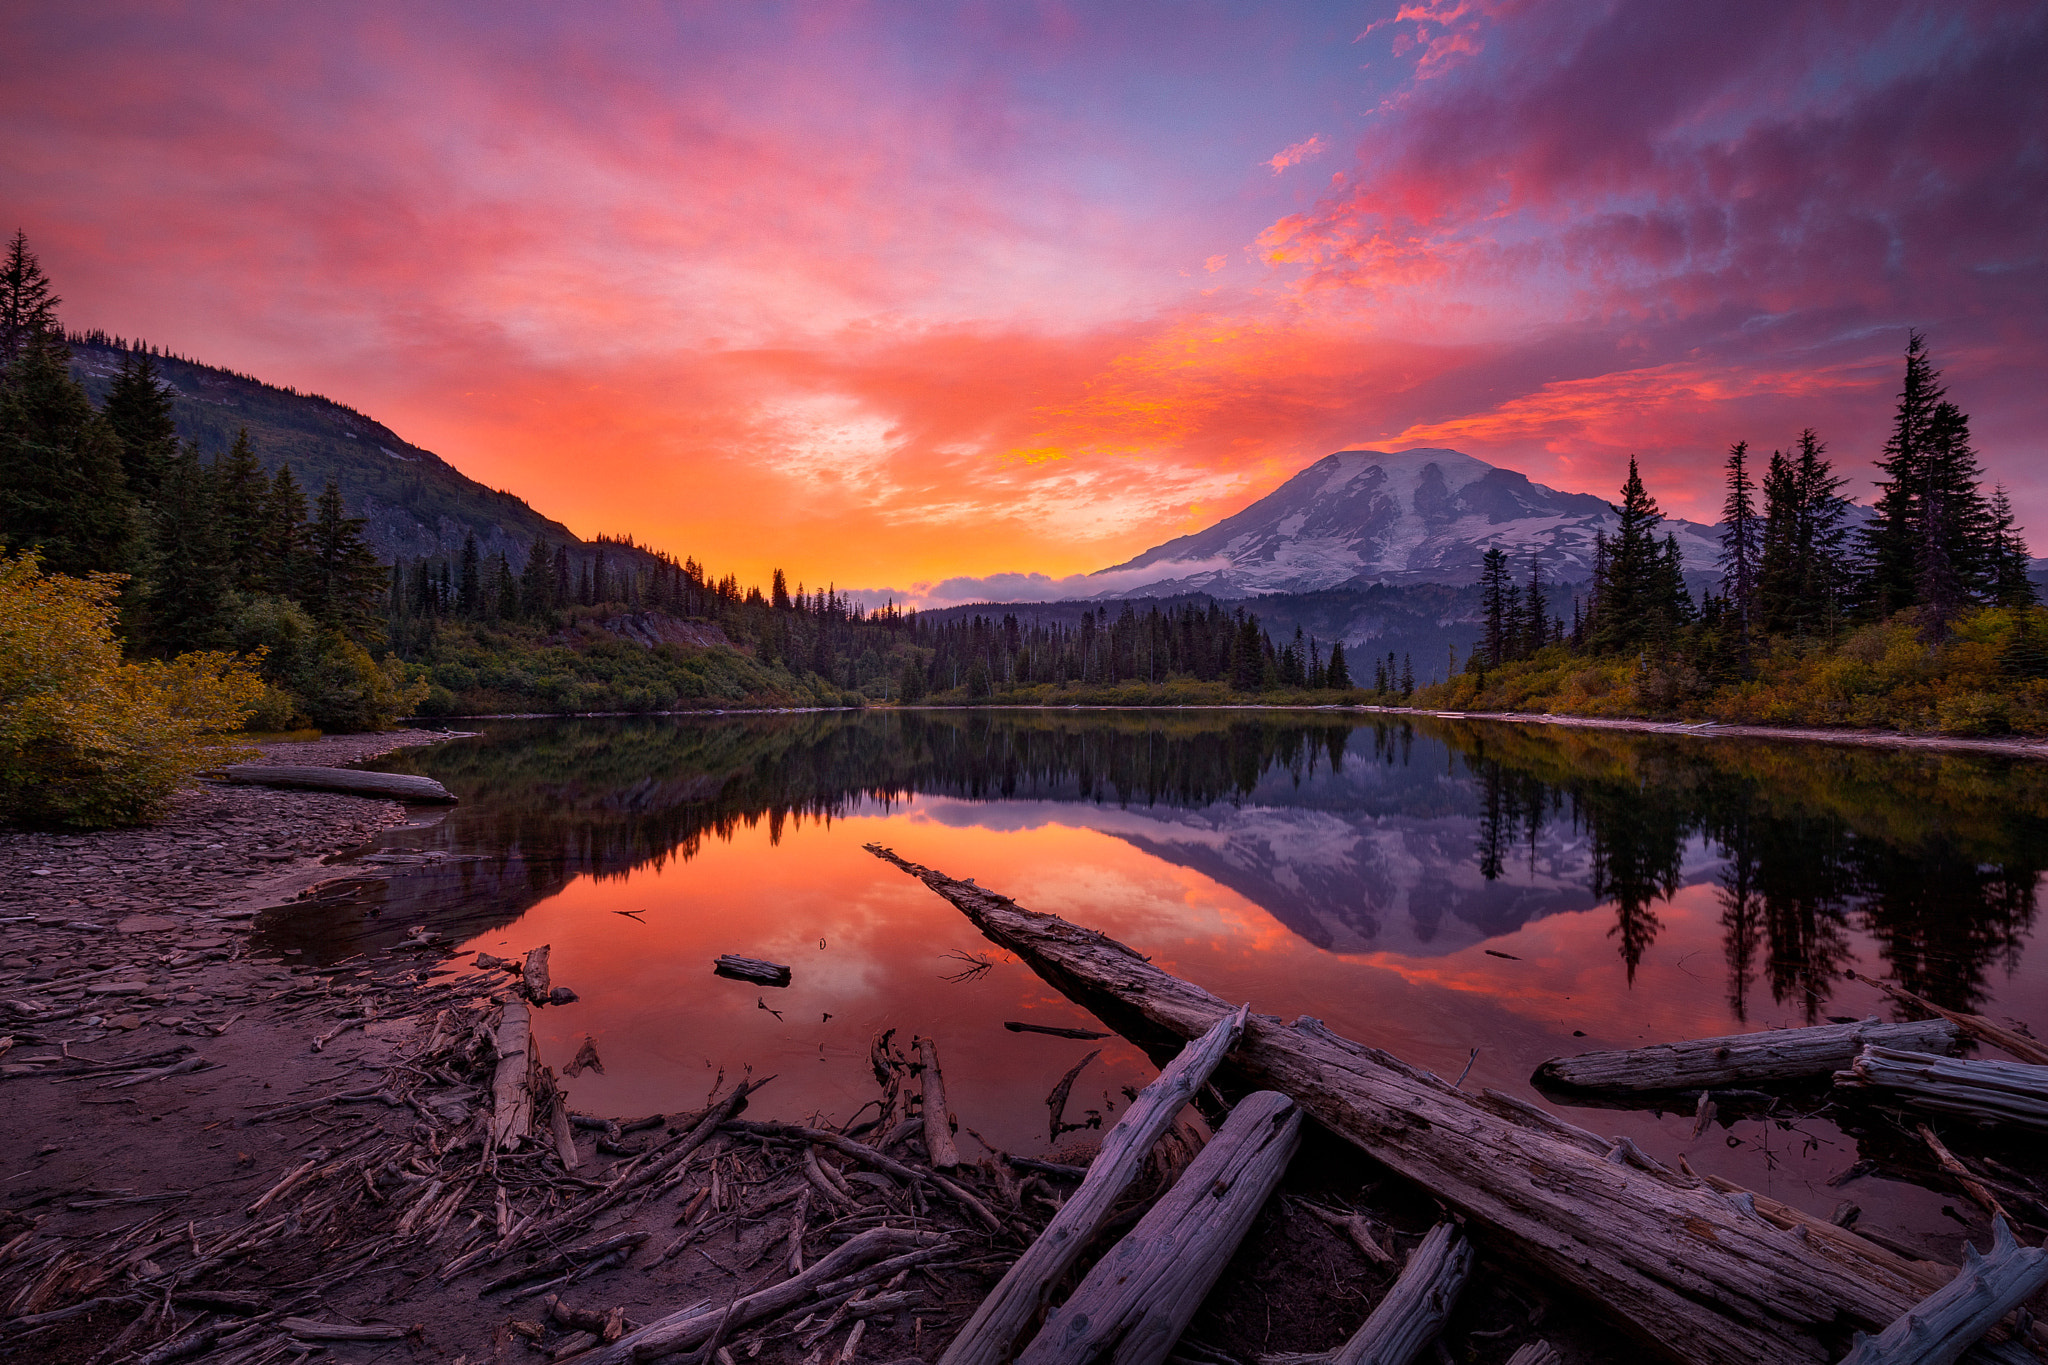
1100, 447, 1723, 596
69, 340, 578, 568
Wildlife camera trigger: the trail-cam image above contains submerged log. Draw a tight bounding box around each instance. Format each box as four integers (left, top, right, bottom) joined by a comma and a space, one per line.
217, 764, 456, 803
865, 844, 1926, 1365
917, 1037, 963, 1170
1848, 972, 2048, 1067
942, 1005, 1250, 1365
1836, 1047, 2048, 1133
1006, 1022, 1112, 1040
1838, 1219, 2048, 1365
1535, 1018, 1960, 1095
1334, 1222, 1472, 1365
713, 956, 792, 988
523, 945, 553, 1004
1016, 1090, 1302, 1365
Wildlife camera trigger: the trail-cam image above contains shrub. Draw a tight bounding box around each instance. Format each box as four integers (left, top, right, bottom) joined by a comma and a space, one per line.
0, 549, 264, 827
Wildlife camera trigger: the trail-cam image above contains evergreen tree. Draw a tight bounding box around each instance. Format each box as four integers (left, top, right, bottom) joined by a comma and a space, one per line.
1479, 546, 1513, 666
0, 330, 134, 576
771, 567, 792, 612
457, 532, 481, 617
303, 480, 387, 644
1523, 552, 1548, 659
1913, 398, 1993, 633
519, 538, 553, 617
1591, 458, 1665, 654
1228, 614, 1264, 691
492, 552, 519, 619
1718, 440, 1759, 637
0, 230, 60, 372
100, 350, 177, 499
1987, 487, 2038, 608
142, 441, 230, 653
1658, 534, 1695, 630
263, 465, 309, 598
1399, 653, 1414, 696
1859, 331, 1945, 617
1325, 641, 1351, 690
212, 428, 268, 592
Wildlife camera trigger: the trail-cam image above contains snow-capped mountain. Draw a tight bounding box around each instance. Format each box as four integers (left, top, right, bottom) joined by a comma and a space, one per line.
1097, 447, 1723, 597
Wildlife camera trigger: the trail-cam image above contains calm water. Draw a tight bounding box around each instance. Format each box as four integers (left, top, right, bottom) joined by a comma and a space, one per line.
273, 710, 2048, 1252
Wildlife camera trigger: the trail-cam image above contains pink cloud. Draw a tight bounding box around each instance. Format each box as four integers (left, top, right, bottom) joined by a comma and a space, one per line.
1265, 135, 1328, 174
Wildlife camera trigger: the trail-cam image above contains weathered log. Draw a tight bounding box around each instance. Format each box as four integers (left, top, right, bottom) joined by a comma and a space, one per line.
523, 945, 552, 1003
1006, 1022, 1112, 1040
280, 1319, 408, 1341
918, 1037, 963, 1170
1046, 1049, 1101, 1140
587, 1228, 951, 1365
1535, 1018, 1961, 1094
217, 764, 456, 803
1330, 1222, 1472, 1365
865, 844, 1925, 1365
1504, 1346, 1560, 1365
1848, 972, 2048, 1066
942, 1005, 1249, 1365
1838, 1219, 2048, 1365
1017, 1090, 1301, 1365
1836, 1047, 2048, 1133
713, 956, 791, 988
491, 999, 534, 1150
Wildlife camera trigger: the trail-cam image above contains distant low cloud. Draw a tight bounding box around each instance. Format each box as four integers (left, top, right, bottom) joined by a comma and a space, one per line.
1266, 135, 1327, 173
845, 557, 1237, 611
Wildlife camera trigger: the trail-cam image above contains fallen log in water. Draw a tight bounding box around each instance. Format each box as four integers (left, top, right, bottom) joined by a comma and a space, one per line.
216, 764, 456, 802
1534, 1017, 1961, 1095
942, 1006, 1249, 1365
1005, 1022, 1111, 1040
1329, 1222, 1472, 1365
713, 956, 791, 988
1838, 1219, 2048, 1365
491, 999, 534, 1151
863, 844, 1930, 1365
1836, 1047, 2048, 1133
1016, 1090, 1302, 1365
918, 1037, 963, 1170
1848, 972, 2048, 1067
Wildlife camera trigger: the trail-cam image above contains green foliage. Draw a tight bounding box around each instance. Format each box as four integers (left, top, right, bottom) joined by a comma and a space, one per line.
0, 550, 262, 827
0, 330, 134, 577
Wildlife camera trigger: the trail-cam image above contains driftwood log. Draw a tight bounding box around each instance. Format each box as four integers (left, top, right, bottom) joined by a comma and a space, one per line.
1838, 1219, 2048, 1365
1005, 1022, 1111, 1040
713, 956, 792, 988
1015, 1090, 1302, 1365
864, 844, 1932, 1365
918, 1037, 963, 1169
1836, 1047, 2048, 1133
217, 764, 456, 803
588, 1227, 952, 1364
942, 1005, 1249, 1365
1534, 1018, 1960, 1095
1331, 1222, 1472, 1365
1848, 972, 2048, 1066
491, 999, 534, 1150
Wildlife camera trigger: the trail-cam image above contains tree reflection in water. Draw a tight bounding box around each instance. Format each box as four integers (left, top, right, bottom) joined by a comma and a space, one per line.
376, 711, 2046, 1015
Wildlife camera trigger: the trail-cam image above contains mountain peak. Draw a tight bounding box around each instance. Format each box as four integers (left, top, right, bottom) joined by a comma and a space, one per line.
1098, 446, 1717, 596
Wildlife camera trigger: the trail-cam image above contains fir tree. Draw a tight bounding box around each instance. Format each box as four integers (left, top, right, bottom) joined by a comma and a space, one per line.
1859, 331, 1945, 617
1325, 640, 1351, 690
492, 552, 519, 619
1523, 552, 1548, 658
142, 441, 230, 653
1479, 547, 1513, 667
0, 230, 60, 372
519, 538, 553, 617
100, 350, 177, 499
1718, 440, 1759, 637
212, 428, 268, 592
771, 567, 792, 612
457, 532, 481, 617
1591, 458, 1665, 654
1987, 487, 2038, 607
1913, 398, 1993, 634
263, 464, 309, 598
303, 480, 387, 644
0, 329, 134, 576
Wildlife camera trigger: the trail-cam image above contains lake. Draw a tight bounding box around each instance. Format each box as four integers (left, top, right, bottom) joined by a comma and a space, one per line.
272, 709, 2048, 1255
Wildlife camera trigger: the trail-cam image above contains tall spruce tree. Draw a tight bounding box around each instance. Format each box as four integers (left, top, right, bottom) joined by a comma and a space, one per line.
1479, 546, 1513, 666
263, 464, 309, 598
1718, 441, 1759, 638
213, 428, 269, 592
1591, 458, 1665, 654
0, 230, 60, 373
1523, 552, 1549, 658
1912, 398, 1993, 634
100, 350, 178, 499
1325, 640, 1350, 690
519, 538, 553, 617
1859, 331, 1945, 617
457, 532, 481, 616
142, 441, 231, 652
1987, 487, 2038, 608
304, 480, 386, 644
0, 330, 134, 576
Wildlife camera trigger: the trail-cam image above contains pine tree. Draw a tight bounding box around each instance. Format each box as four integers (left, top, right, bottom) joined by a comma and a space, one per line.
1987, 487, 2038, 608
1326, 640, 1351, 690
457, 532, 481, 617
1591, 458, 1665, 654
100, 350, 177, 499
0, 330, 134, 576
1718, 441, 1759, 637
492, 552, 518, 619
0, 230, 60, 372
1479, 546, 1513, 667
519, 538, 553, 617
1793, 431, 1852, 638
1399, 653, 1414, 696
1228, 614, 1264, 691
1658, 534, 1694, 629
142, 441, 230, 652
771, 568, 792, 612
303, 480, 387, 644
1913, 399, 1993, 634
212, 428, 268, 592
1859, 331, 1945, 617
1523, 552, 1548, 659
263, 465, 309, 598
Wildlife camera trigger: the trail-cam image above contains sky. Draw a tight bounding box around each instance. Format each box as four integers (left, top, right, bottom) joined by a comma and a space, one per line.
4, 1, 2043, 603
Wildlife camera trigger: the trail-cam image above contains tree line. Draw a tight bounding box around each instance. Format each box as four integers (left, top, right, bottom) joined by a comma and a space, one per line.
1470, 333, 2037, 683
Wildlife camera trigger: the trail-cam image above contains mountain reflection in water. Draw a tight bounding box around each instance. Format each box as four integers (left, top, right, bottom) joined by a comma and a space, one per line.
361, 710, 2047, 1023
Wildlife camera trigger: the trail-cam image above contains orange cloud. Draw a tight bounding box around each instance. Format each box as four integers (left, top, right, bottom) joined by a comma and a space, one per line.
1265, 135, 1328, 174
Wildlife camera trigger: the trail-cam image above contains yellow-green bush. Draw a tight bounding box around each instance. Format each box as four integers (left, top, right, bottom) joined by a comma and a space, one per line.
0, 550, 265, 827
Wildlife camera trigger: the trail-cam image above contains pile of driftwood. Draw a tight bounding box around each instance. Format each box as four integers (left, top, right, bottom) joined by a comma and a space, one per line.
863, 843, 2048, 1365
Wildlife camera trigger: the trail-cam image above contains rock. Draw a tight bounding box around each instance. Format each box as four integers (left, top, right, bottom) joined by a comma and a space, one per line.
118, 916, 183, 934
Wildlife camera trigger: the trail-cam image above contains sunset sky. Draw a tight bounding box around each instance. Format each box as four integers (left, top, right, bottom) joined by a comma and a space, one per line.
5, 1, 2043, 600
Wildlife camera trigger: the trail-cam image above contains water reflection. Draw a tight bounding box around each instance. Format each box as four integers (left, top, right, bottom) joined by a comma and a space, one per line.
367, 713, 2047, 1021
